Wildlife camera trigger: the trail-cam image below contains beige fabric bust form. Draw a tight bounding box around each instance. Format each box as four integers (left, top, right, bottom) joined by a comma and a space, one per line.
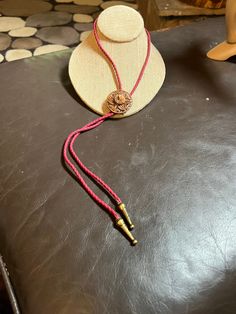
207, 0, 236, 60
69, 5, 166, 118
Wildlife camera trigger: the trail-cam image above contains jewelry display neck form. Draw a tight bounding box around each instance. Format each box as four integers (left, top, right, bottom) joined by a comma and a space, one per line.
69, 5, 165, 118
97, 5, 144, 43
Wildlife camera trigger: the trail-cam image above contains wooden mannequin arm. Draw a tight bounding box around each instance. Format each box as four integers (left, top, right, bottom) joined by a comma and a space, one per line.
226, 0, 236, 43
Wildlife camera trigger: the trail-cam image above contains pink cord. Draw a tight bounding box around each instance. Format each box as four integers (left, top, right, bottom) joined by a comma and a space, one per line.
69, 134, 122, 204
93, 19, 151, 96
63, 21, 151, 221
63, 112, 120, 220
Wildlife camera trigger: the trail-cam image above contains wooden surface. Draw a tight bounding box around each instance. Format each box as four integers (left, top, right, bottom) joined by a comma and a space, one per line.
156, 0, 225, 16
182, 0, 226, 9
138, 0, 225, 30
69, 6, 166, 118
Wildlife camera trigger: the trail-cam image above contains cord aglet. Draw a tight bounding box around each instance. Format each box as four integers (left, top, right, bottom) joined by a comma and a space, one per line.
116, 219, 138, 245
117, 203, 134, 229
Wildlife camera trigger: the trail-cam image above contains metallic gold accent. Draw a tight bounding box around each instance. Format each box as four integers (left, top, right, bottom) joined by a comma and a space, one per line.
117, 203, 134, 229
106, 90, 132, 114
116, 219, 138, 245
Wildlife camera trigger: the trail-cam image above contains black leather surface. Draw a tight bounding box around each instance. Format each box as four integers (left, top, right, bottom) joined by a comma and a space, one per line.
0, 17, 236, 314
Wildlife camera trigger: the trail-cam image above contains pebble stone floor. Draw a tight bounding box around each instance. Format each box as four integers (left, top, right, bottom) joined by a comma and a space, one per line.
0, 0, 138, 63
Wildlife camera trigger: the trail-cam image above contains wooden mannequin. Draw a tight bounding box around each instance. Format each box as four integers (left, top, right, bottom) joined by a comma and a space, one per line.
69, 5, 165, 118
207, 0, 236, 60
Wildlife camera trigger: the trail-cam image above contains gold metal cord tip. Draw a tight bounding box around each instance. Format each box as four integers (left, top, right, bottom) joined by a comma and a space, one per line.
117, 203, 134, 230
116, 219, 137, 245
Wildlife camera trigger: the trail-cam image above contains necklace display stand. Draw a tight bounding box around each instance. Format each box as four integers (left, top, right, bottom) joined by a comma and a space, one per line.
69, 5, 166, 118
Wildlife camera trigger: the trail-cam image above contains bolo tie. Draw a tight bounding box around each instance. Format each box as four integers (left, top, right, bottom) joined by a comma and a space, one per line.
63, 19, 151, 245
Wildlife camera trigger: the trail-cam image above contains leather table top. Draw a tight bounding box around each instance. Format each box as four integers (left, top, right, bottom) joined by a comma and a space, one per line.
0, 17, 236, 314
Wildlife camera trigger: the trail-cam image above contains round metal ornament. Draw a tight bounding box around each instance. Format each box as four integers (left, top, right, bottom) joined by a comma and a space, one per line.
106, 90, 133, 114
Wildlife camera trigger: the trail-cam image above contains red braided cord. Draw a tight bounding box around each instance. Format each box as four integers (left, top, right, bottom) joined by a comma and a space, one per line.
70, 134, 122, 204
63, 113, 120, 220
93, 19, 123, 91
93, 19, 151, 96
130, 30, 151, 96
68, 111, 122, 203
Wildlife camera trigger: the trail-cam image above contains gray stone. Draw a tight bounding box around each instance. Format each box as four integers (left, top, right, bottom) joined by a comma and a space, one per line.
73, 0, 103, 5
26, 12, 72, 27
0, 1, 53, 17
73, 13, 93, 23
0, 33, 11, 51
92, 11, 100, 20
100, 1, 138, 10
36, 26, 80, 45
12, 38, 42, 49
56, 0, 73, 2
55, 4, 99, 14
74, 22, 93, 32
